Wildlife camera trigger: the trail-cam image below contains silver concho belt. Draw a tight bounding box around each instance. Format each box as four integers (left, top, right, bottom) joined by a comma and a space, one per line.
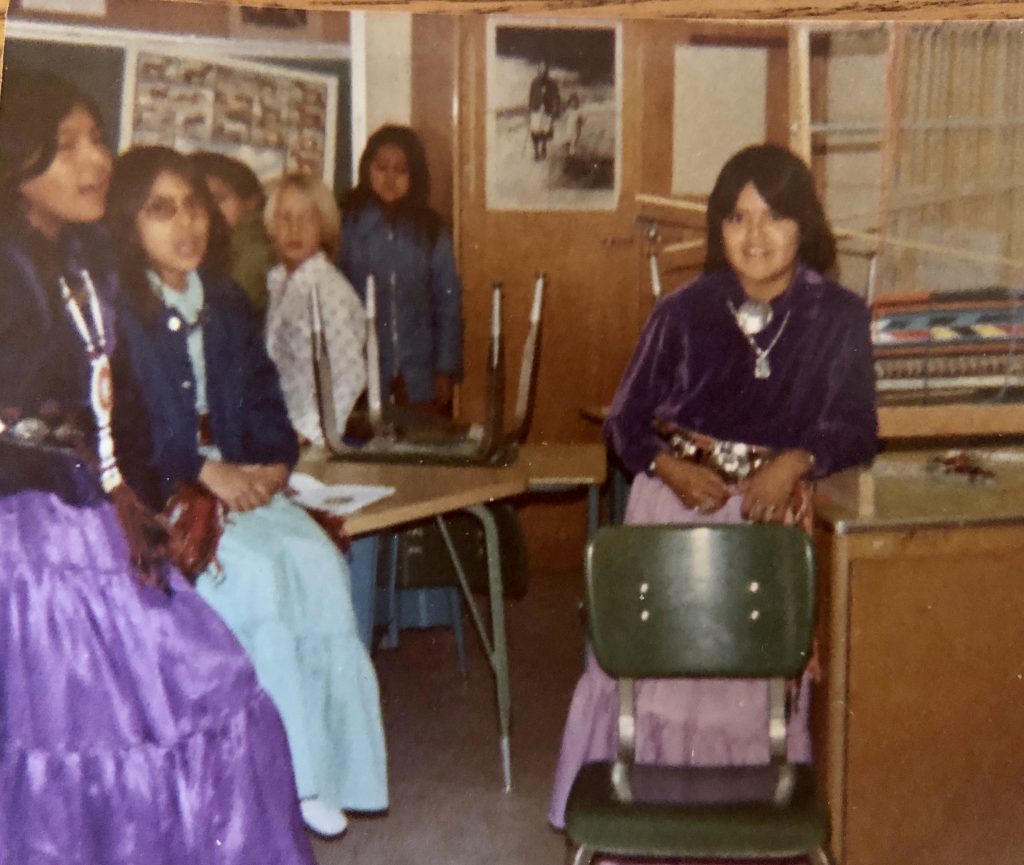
656, 423, 774, 483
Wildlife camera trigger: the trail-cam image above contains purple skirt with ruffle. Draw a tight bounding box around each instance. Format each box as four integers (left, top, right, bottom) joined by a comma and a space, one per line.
0, 490, 315, 865
548, 474, 812, 830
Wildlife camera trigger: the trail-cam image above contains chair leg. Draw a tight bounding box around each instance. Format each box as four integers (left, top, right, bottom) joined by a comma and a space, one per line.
345, 536, 378, 650
808, 846, 834, 865
565, 842, 595, 865
447, 586, 467, 677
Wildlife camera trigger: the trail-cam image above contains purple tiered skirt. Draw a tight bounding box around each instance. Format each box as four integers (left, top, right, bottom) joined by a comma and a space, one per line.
548, 474, 813, 830
0, 490, 316, 865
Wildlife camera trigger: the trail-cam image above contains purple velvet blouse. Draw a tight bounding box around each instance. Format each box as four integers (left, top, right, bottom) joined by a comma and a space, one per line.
604, 264, 878, 479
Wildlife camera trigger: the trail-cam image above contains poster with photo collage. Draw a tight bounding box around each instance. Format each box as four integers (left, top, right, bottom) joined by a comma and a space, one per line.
120, 48, 336, 187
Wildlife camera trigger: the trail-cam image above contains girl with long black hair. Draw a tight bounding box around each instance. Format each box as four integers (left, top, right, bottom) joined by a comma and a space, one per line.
0, 66, 315, 865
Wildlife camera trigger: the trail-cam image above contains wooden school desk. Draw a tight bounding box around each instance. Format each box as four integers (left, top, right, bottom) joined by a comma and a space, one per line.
295, 448, 529, 792
813, 448, 1024, 865
519, 442, 607, 539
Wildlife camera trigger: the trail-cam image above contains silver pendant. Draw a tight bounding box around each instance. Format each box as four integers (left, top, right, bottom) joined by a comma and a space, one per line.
754, 354, 771, 379
734, 299, 773, 335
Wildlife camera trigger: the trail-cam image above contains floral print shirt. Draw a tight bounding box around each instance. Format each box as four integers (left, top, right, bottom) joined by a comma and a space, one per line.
266, 251, 366, 445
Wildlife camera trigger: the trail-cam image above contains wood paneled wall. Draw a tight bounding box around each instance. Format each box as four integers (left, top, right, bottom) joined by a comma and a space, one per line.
438, 18, 795, 563
455, 16, 640, 445
411, 15, 456, 228
445, 18, 794, 449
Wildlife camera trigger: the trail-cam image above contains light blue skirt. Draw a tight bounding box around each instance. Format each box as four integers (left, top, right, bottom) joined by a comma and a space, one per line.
196, 494, 388, 812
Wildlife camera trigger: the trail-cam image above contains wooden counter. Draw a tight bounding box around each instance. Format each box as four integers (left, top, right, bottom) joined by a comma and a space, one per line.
813, 449, 1024, 865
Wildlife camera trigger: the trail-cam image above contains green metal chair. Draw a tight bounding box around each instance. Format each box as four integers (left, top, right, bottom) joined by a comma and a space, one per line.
564, 524, 831, 865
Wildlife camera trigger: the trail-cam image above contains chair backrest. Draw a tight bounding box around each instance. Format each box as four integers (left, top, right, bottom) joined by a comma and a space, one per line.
585, 524, 816, 680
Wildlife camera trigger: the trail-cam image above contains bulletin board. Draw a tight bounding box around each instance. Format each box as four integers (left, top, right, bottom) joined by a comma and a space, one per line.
120, 48, 336, 186
2, 25, 353, 193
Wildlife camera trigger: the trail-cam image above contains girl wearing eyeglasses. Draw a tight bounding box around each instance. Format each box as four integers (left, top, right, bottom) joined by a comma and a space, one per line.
107, 146, 387, 839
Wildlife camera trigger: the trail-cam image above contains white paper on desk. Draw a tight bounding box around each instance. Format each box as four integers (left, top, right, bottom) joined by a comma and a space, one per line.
288, 473, 395, 515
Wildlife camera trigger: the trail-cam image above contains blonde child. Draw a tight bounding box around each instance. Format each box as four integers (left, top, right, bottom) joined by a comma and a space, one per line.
265, 172, 367, 446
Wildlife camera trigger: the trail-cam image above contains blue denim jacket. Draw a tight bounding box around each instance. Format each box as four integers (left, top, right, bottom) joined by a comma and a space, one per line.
338, 202, 463, 404
114, 271, 298, 504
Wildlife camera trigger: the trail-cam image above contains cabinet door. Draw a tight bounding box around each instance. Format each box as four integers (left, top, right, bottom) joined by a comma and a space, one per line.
844, 537, 1024, 865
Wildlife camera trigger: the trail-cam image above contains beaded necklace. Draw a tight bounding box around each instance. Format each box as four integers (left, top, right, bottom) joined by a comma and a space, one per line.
59, 269, 123, 493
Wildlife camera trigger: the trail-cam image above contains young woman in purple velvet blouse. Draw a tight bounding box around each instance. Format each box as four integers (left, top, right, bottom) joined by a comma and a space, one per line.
549, 144, 879, 830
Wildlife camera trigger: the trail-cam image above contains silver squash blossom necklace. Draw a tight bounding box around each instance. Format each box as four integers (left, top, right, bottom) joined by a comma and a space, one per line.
727, 298, 791, 380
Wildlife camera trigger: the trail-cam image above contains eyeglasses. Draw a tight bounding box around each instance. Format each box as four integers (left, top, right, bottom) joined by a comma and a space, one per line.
140, 193, 207, 222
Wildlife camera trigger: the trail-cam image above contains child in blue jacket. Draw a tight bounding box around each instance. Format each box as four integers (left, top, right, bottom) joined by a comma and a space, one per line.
338, 125, 463, 414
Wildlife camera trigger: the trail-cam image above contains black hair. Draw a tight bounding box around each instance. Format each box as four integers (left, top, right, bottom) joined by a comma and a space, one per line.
0, 66, 104, 219
341, 124, 441, 245
188, 150, 266, 208
704, 143, 837, 275
107, 146, 231, 324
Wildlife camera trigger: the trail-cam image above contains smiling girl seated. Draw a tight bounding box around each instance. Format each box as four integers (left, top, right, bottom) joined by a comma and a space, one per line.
548, 144, 878, 834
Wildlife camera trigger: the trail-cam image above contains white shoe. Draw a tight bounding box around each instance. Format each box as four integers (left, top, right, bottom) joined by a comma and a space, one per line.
300, 797, 348, 838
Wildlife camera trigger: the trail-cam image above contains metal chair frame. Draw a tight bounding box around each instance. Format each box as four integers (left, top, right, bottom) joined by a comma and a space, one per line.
565, 524, 833, 865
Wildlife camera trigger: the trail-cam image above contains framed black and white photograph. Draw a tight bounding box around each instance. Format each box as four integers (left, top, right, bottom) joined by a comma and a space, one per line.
228, 6, 325, 42
120, 48, 337, 187
486, 17, 621, 211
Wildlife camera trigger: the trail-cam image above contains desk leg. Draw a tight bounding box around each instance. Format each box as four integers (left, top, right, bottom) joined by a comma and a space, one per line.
587, 484, 600, 540
378, 533, 400, 651
436, 507, 512, 792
